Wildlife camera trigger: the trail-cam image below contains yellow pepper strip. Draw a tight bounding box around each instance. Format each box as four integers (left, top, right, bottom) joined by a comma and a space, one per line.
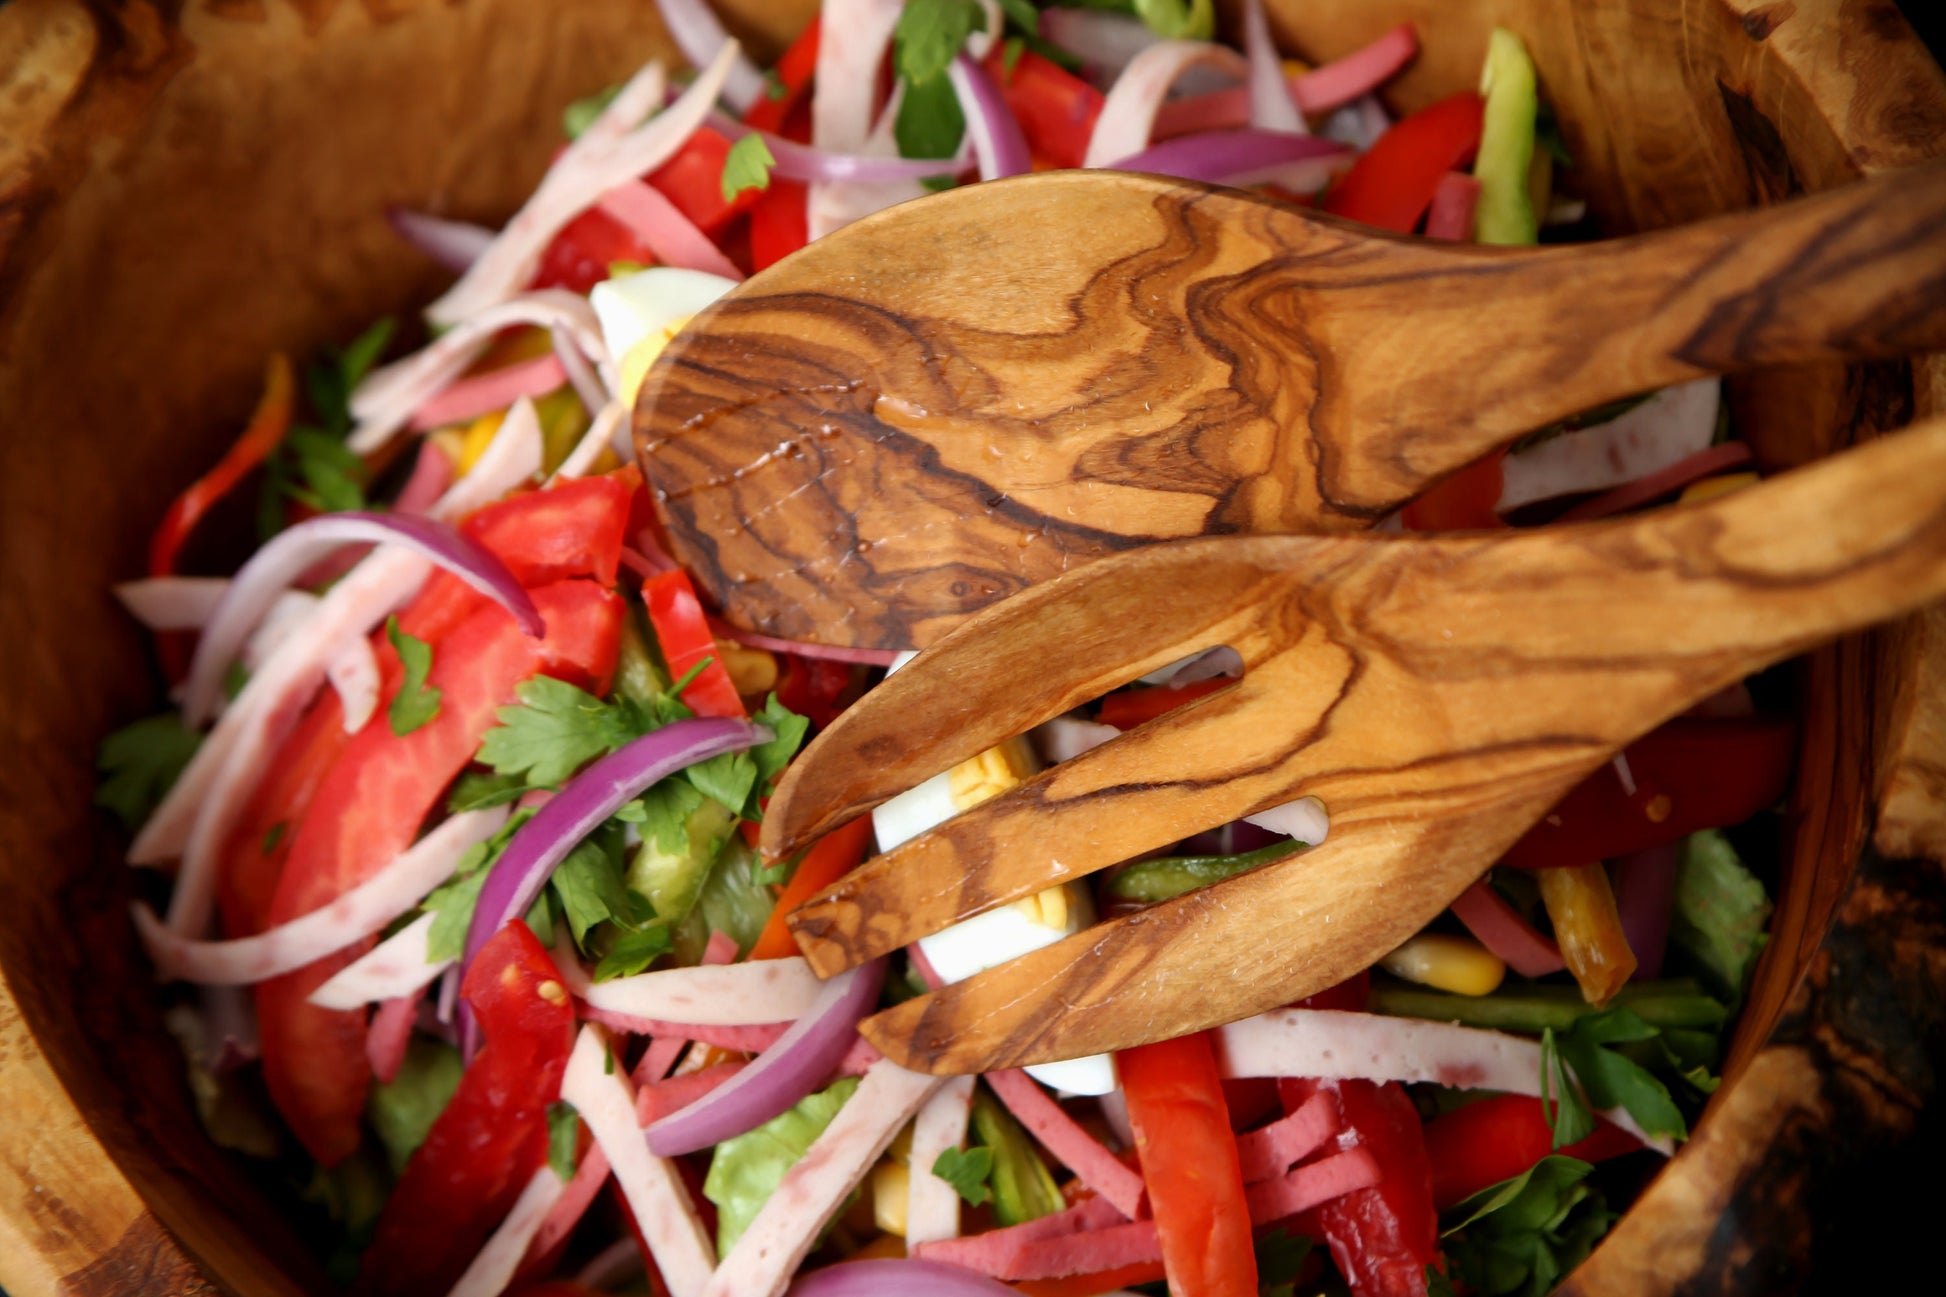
1678, 472, 1760, 505
455, 409, 506, 474
1536, 863, 1638, 1005
871, 1159, 910, 1236
1379, 933, 1507, 997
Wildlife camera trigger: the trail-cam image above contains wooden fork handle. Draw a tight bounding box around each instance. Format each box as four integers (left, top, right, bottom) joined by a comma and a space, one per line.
1315, 160, 1946, 515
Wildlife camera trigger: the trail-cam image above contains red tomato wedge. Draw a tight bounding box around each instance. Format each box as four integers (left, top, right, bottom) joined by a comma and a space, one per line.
1421, 1094, 1641, 1209
642, 568, 746, 719
256, 579, 622, 1164
1323, 93, 1486, 233
742, 18, 821, 135
749, 179, 811, 271
359, 921, 576, 1297
460, 475, 632, 589
646, 127, 763, 236
1501, 715, 1796, 868
532, 206, 661, 296
1402, 450, 1508, 532
1119, 1033, 1258, 1297
981, 46, 1105, 172
216, 689, 348, 938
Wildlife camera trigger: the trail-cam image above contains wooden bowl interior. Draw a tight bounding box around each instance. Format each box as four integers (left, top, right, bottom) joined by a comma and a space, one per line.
0, 0, 1937, 1292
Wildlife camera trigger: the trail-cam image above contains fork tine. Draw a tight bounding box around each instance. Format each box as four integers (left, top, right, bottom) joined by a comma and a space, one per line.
783, 622, 1385, 977
760, 538, 1305, 861
858, 769, 1582, 1074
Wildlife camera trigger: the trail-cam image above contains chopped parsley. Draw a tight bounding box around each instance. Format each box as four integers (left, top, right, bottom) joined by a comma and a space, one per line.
95, 712, 202, 832
931, 1145, 995, 1207
385, 617, 442, 736
721, 134, 777, 201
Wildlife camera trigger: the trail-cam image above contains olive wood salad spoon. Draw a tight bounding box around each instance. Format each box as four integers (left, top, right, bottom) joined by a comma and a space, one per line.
635, 161, 1946, 652
752, 418, 1946, 1076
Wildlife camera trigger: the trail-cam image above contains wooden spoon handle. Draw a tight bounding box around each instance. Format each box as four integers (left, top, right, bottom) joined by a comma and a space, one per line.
1317, 162, 1946, 513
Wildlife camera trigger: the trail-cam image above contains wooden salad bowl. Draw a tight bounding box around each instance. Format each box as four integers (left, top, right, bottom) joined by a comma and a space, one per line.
0, 0, 1940, 1293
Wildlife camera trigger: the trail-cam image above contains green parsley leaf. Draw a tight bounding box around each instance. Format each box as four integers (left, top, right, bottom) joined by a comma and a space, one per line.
612, 799, 649, 823
564, 83, 623, 139
996, 0, 1038, 35
763, 68, 789, 101
385, 617, 442, 736
721, 133, 777, 202
685, 750, 761, 818
286, 427, 369, 514
262, 821, 287, 856
1255, 1226, 1312, 1297
1001, 35, 1026, 77
969, 1091, 1063, 1226
593, 922, 676, 982
1134, 0, 1214, 40
547, 1101, 581, 1181
1538, 1026, 1595, 1149
1669, 830, 1771, 1006
551, 822, 631, 948
224, 659, 251, 701
423, 869, 489, 965
749, 693, 811, 795
1552, 1008, 1687, 1143
95, 713, 202, 832
1441, 1156, 1615, 1297
259, 319, 392, 536
446, 769, 534, 814
1426, 1265, 1461, 1297
478, 675, 640, 788
931, 1145, 994, 1207
895, 70, 966, 166
894, 0, 989, 85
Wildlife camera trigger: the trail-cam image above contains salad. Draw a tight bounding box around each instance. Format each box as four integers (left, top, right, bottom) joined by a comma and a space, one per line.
97, 3, 1793, 1296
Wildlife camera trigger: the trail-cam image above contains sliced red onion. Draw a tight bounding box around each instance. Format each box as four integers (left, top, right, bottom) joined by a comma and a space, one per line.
1613, 845, 1678, 979
327, 636, 380, 733
388, 207, 495, 272
706, 111, 975, 186
1106, 128, 1346, 188
199, 984, 260, 1072
459, 718, 769, 1052
705, 614, 902, 666
1557, 440, 1754, 523
182, 513, 542, 726
1085, 40, 1250, 167
553, 328, 610, 417
1038, 7, 1159, 78
1500, 379, 1723, 512
644, 956, 885, 1156
789, 1260, 1017, 1297
653, 0, 766, 112
948, 54, 1031, 181
1243, 795, 1329, 844
1242, 0, 1306, 134
1168, 645, 1244, 686
309, 912, 448, 1009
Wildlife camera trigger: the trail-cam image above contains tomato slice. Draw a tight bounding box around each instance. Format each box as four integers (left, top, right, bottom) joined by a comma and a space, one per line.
1323, 93, 1486, 233
642, 568, 746, 719
216, 689, 348, 938
461, 475, 632, 588
1500, 715, 1796, 868
1278, 1078, 1441, 1297
533, 206, 660, 295
359, 921, 576, 1297
645, 127, 763, 237
1119, 1033, 1258, 1297
773, 653, 864, 730
749, 179, 810, 271
256, 579, 623, 1164
981, 47, 1105, 172
1421, 1094, 1641, 1209
1402, 450, 1508, 532
742, 18, 821, 136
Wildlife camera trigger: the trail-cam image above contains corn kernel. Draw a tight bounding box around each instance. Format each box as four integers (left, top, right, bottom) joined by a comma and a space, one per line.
948, 736, 1039, 811
888, 1120, 915, 1165
1679, 472, 1760, 505
718, 641, 779, 696
457, 410, 506, 474
1379, 933, 1507, 997
871, 1159, 910, 1236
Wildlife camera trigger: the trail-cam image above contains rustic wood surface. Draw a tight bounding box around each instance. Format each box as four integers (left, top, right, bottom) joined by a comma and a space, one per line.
635, 161, 1946, 651
773, 421, 1946, 1069
0, 0, 1941, 1295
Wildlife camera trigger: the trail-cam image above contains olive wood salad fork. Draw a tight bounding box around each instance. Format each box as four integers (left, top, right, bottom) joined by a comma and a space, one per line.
754, 418, 1946, 1076
636, 161, 1946, 651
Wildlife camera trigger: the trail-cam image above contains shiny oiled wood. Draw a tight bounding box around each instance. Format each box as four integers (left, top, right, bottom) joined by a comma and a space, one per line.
637, 163, 1946, 651
771, 420, 1946, 1073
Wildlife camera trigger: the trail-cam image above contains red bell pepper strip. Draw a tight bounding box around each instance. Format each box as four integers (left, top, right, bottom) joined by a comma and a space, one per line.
359, 921, 576, 1297
150, 353, 295, 578
1119, 1033, 1259, 1297
533, 206, 662, 295
1011, 1261, 1170, 1296
742, 18, 821, 135
1421, 1094, 1642, 1209
460, 475, 632, 589
1501, 715, 1796, 869
1323, 93, 1486, 233
646, 127, 764, 237
981, 46, 1105, 172
1277, 1078, 1441, 1297
1096, 678, 1229, 730
748, 815, 875, 959
257, 579, 623, 1164
1402, 450, 1508, 532
642, 568, 746, 718
216, 689, 348, 938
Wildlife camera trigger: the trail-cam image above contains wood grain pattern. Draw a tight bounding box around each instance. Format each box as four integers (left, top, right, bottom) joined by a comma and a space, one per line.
774, 420, 1946, 1070
0, 0, 1940, 1293
636, 160, 1946, 650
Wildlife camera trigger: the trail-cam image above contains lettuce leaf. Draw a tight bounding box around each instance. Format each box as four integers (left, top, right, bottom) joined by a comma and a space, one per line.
1669, 830, 1771, 1004
704, 1077, 860, 1252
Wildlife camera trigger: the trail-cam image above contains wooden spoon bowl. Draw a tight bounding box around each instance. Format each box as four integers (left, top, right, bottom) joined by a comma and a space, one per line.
0, 1, 1942, 1294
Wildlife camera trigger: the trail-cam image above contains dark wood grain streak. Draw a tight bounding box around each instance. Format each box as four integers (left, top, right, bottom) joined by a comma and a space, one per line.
638, 161, 1946, 650
772, 420, 1946, 1070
